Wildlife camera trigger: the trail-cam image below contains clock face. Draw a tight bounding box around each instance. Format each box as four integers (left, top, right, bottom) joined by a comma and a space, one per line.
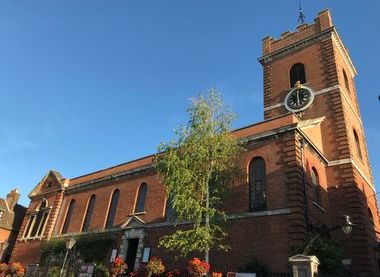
284, 86, 314, 112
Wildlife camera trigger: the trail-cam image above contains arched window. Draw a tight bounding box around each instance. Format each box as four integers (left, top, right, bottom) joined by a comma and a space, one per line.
311, 167, 321, 205
165, 197, 177, 223
134, 183, 148, 213
353, 129, 363, 160
62, 199, 76, 234
249, 157, 267, 212
82, 195, 96, 232
289, 63, 306, 87
26, 198, 50, 239
106, 190, 120, 229
343, 69, 350, 92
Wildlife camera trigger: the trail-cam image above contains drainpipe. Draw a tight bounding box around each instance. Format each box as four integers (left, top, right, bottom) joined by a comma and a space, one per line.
299, 137, 309, 234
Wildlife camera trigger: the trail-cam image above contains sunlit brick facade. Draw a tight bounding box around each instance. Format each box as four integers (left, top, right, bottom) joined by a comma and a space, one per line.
10, 10, 380, 276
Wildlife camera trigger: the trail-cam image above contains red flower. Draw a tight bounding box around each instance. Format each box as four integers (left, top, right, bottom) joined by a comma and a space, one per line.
146, 257, 165, 276
166, 269, 181, 277
188, 258, 210, 277
110, 257, 127, 277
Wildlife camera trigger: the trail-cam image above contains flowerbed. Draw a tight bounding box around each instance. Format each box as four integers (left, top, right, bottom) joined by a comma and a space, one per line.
0, 263, 25, 277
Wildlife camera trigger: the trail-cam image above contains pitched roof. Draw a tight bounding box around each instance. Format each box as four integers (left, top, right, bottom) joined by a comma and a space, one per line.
0, 197, 26, 232
29, 114, 300, 196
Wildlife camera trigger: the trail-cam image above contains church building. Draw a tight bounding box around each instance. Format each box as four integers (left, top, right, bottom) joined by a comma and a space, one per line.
10, 10, 380, 276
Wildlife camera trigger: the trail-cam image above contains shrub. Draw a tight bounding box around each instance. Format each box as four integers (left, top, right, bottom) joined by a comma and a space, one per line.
47, 266, 61, 277
76, 233, 115, 264
289, 234, 344, 275
40, 239, 66, 266
94, 264, 109, 277
188, 258, 210, 277
146, 257, 165, 277
238, 257, 268, 277
212, 273, 223, 277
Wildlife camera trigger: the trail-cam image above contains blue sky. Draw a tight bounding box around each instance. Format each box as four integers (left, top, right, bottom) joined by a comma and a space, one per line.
0, 1, 379, 206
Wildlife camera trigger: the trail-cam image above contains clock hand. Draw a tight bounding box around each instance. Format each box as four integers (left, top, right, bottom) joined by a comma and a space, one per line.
297, 91, 300, 106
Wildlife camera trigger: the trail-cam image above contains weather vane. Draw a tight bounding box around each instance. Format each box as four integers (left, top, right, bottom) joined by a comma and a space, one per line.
298, 1, 306, 25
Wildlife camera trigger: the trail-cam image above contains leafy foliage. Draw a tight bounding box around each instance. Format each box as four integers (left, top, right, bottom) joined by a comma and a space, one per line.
290, 234, 344, 275
40, 238, 66, 266
155, 90, 244, 258
40, 233, 115, 275
76, 233, 115, 263
94, 264, 110, 277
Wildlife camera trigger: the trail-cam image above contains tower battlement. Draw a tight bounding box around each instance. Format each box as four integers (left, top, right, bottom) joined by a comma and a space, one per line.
262, 9, 333, 55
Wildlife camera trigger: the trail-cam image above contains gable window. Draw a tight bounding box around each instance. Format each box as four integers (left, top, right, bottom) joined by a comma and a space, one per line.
61, 199, 76, 234
311, 167, 322, 205
23, 199, 50, 239
353, 129, 363, 160
82, 195, 96, 232
343, 69, 350, 93
105, 190, 120, 229
249, 157, 267, 212
289, 63, 306, 88
134, 183, 148, 213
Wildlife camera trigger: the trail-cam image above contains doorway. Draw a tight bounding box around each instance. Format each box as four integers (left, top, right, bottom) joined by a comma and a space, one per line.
125, 239, 139, 272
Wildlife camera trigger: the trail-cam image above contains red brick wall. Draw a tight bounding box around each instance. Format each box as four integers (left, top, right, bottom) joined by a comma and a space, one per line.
0, 228, 11, 244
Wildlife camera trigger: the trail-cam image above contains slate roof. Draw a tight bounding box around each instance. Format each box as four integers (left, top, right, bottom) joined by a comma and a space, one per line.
0, 197, 26, 232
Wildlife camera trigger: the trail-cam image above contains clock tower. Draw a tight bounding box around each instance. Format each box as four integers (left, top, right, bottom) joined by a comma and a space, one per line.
259, 10, 379, 275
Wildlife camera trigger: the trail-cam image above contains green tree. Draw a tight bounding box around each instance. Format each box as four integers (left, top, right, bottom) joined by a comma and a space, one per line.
154, 90, 244, 262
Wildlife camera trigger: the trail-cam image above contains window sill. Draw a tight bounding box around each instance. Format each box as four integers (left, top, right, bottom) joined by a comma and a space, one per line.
19, 236, 44, 242
129, 212, 146, 216
312, 201, 325, 212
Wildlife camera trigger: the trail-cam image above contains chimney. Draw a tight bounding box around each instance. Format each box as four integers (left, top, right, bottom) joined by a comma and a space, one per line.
6, 189, 20, 211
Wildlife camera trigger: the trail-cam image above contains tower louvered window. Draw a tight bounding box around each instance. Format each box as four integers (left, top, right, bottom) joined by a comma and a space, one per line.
289, 63, 306, 87
249, 157, 267, 212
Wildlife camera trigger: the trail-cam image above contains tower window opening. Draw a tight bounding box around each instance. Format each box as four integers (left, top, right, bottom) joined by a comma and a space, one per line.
353, 129, 363, 160
343, 69, 350, 93
290, 63, 306, 88
311, 167, 321, 205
